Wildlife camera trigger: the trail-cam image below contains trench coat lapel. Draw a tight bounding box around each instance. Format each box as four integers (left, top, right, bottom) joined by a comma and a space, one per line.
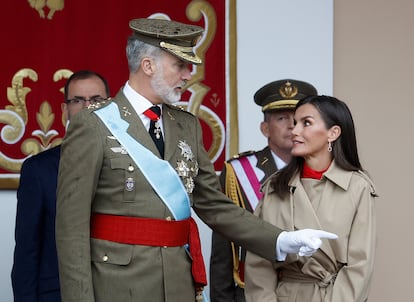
113, 91, 161, 157
290, 175, 337, 263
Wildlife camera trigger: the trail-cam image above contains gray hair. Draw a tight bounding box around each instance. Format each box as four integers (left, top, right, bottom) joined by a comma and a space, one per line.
126, 35, 163, 73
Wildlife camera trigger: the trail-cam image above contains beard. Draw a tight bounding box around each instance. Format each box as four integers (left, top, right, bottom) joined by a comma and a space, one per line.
151, 64, 184, 104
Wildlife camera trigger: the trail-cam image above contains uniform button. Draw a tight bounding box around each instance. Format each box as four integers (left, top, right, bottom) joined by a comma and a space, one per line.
128, 165, 134, 172
165, 216, 172, 221
102, 255, 109, 262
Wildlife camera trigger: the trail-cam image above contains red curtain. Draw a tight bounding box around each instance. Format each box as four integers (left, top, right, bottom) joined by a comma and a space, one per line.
0, 0, 228, 188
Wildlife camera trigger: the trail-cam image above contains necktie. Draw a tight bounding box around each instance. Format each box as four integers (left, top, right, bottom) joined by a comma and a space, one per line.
144, 106, 164, 158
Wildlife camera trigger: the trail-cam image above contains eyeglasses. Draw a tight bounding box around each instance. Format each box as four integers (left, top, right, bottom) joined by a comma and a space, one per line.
65, 96, 106, 105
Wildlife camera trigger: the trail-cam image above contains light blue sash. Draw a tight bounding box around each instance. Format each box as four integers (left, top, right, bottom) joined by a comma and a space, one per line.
94, 102, 191, 221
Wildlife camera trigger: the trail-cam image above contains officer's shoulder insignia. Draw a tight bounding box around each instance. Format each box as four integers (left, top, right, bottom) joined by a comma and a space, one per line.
164, 103, 183, 111
164, 103, 196, 121
228, 150, 256, 162
165, 103, 193, 115
87, 97, 113, 111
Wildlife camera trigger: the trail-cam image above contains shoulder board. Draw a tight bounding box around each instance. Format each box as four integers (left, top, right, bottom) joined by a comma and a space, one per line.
87, 97, 113, 111
356, 170, 378, 197
228, 150, 256, 162
164, 103, 196, 117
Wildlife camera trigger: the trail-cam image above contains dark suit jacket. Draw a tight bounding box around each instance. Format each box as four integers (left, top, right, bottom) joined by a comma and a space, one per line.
210, 146, 279, 302
12, 146, 61, 302
55, 92, 281, 302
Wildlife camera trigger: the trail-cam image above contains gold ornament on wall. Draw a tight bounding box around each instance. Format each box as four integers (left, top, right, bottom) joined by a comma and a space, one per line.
28, 0, 65, 20
0, 68, 71, 178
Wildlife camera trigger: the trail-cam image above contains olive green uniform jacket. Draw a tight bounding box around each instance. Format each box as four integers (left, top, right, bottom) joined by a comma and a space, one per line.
56, 91, 281, 302
245, 161, 377, 302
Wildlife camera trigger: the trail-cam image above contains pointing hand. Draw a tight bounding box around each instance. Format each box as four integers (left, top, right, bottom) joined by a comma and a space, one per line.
277, 229, 338, 259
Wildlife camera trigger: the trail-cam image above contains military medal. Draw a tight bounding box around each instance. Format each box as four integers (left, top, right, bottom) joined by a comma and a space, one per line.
176, 160, 190, 177
175, 141, 198, 193
154, 120, 162, 139
125, 177, 135, 191
178, 140, 193, 161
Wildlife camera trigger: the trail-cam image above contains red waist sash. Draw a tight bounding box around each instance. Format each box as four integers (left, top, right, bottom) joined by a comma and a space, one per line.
91, 213, 189, 246
90, 213, 207, 286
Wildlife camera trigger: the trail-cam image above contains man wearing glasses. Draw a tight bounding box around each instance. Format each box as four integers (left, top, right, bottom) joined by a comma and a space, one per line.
11, 70, 110, 302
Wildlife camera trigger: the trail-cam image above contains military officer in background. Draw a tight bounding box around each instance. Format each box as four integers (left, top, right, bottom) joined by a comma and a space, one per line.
210, 79, 318, 302
55, 18, 335, 302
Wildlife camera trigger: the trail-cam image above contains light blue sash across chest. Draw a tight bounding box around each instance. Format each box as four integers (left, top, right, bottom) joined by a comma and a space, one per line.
94, 102, 191, 221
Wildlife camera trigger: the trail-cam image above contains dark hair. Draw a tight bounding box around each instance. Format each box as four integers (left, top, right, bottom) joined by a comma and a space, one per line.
271, 95, 363, 198
64, 70, 110, 99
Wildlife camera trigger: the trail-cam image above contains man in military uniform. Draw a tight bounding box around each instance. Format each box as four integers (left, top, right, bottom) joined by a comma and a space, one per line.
55, 18, 335, 302
210, 79, 318, 302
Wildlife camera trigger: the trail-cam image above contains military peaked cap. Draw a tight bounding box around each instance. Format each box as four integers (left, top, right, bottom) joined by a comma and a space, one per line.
129, 18, 204, 65
254, 79, 318, 112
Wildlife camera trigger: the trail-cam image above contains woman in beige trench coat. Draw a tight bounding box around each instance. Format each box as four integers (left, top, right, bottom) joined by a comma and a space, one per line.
244, 95, 377, 302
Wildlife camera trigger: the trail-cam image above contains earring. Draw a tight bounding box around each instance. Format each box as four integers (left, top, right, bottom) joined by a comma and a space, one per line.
328, 141, 332, 152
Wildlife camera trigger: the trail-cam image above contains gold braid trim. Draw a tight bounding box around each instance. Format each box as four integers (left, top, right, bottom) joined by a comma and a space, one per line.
224, 162, 246, 288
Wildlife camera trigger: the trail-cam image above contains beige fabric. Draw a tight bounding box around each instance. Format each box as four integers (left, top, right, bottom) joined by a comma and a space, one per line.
245, 161, 376, 302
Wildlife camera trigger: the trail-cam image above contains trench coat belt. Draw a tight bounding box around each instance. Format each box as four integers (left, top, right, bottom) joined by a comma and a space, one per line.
90, 213, 190, 246
90, 213, 208, 286
278, 269, 337, 288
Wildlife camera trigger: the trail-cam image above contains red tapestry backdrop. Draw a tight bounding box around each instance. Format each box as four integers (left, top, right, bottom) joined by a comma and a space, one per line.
0, 0, 232, 189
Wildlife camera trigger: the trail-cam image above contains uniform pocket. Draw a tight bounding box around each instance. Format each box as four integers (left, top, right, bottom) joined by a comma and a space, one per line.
110, 157, 136, 201
91, 238, 133, 265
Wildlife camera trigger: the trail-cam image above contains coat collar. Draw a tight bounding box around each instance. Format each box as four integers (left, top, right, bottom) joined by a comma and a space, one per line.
112, 90, 160, 157
289, 160, 353, 191
287, 160, 353, 266
111, 90, 192, 161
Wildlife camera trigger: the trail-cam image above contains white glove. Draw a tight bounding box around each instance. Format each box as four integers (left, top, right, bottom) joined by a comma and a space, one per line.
276, 229, 338, 260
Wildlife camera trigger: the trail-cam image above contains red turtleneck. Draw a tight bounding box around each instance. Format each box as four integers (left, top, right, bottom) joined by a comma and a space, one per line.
301, 162, 331, 180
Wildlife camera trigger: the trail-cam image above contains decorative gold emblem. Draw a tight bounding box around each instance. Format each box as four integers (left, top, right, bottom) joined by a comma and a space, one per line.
175, 141, 198, 193
167, 111, 175, 120
279, 81, 298, 98
0, 68, 71, 176
28, 0, 64, 20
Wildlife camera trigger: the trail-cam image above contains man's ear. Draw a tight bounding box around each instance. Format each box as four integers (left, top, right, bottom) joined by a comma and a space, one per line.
141, 57, 155, 75
60, 103, 69, 125
260, 121, 270, 138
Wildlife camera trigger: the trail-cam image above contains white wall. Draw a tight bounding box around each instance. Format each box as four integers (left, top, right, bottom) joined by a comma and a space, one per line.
236, 0, 333, 153
0, 1, 333, 300
1, 191, 17, 299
